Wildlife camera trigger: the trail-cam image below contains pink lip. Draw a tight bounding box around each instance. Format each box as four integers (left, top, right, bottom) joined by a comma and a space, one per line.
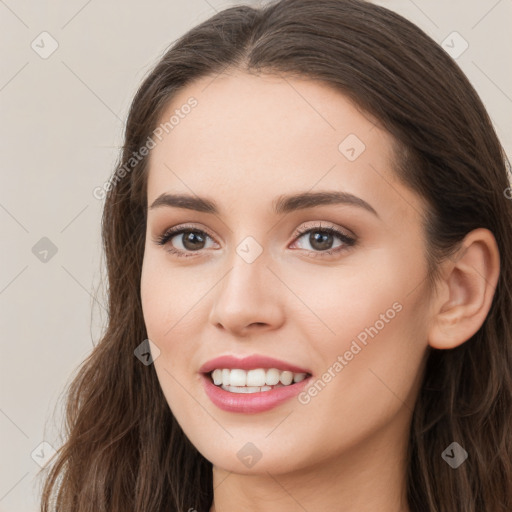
198, 354, 311, 374
200, 373, 312, 413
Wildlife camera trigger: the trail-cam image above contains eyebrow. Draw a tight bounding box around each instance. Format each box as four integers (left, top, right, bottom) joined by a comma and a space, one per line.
149, 190, 379, 218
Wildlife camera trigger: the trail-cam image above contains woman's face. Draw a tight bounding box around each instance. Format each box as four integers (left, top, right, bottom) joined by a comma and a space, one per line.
141, 70, 432, 475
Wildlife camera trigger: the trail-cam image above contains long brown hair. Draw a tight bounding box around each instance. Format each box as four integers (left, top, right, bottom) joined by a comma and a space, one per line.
39, 0, 512, 510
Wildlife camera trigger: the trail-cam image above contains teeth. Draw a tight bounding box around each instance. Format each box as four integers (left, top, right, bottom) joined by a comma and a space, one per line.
293, 373, 306, 383
280, 371, 293, 385
266, 368, 280, 385
229, 369, 246, 387
210, 368, 309, 388
221, 384, 278, 393
212, 369, 223, 385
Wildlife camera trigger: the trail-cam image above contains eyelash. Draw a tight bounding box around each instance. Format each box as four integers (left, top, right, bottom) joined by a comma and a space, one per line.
154, 222, 357, 259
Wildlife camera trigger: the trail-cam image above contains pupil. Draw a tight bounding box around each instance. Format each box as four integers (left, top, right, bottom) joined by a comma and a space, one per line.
311, 231, 332, 250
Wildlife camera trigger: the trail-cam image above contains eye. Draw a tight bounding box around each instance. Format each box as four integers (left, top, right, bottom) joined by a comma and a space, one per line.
290, 222, 356, 257
154, 224, 217, 258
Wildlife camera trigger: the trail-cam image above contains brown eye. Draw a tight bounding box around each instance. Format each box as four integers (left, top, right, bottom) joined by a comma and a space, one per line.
178, 230, 207, 251
292, 225, 356, 256
308, 231, 335, 251
155, 226, 217, 258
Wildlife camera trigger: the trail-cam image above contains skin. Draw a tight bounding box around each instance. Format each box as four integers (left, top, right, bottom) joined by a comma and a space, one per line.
140, 70, 500, 512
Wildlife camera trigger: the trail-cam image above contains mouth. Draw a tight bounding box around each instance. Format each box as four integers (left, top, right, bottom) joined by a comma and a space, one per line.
206, 367, 312, 394
200, 368, 313, 414
199, 354, 313, 412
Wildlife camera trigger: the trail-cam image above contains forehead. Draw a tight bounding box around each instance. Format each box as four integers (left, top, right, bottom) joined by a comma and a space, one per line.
146, 70, 425, 224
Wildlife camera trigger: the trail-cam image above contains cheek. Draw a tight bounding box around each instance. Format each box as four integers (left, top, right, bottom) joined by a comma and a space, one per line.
289, 245, 429, 402
277, 248, 412, 343
140, 255, 205, 419
141, 251, 202, 339
141, 257, 166, 340
289, 291, 428, 469
140, 251, 212, 390
299, 252, 429, 426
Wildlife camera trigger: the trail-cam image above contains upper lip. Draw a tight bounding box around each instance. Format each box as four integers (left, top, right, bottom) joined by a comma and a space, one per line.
199, 355, 312, 375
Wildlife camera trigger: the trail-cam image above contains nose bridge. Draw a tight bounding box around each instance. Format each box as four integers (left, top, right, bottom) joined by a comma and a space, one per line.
218, 242, 269, 308
208, 238, 284, 332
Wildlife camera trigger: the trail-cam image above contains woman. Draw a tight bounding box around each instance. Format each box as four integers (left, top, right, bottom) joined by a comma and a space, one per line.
39, 0, 512, 510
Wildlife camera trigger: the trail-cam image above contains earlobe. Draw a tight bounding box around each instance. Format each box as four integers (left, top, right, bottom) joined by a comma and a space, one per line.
428, 228, 500, 350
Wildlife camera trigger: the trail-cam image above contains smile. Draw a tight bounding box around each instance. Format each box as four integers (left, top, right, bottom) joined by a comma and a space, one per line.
199, 354, 313, 413
201, 371, 312, 413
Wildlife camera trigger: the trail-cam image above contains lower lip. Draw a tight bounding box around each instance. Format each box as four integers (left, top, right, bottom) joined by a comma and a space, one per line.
201, 373, 311, 413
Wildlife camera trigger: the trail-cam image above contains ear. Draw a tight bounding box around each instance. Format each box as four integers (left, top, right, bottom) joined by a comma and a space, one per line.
428, 228, 500, 350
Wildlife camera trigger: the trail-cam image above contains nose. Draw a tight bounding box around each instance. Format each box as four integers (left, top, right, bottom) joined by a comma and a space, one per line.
208, 250, 285, 337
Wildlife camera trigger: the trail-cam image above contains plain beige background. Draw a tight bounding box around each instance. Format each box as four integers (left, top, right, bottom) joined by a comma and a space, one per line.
1, 0, 511, 510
